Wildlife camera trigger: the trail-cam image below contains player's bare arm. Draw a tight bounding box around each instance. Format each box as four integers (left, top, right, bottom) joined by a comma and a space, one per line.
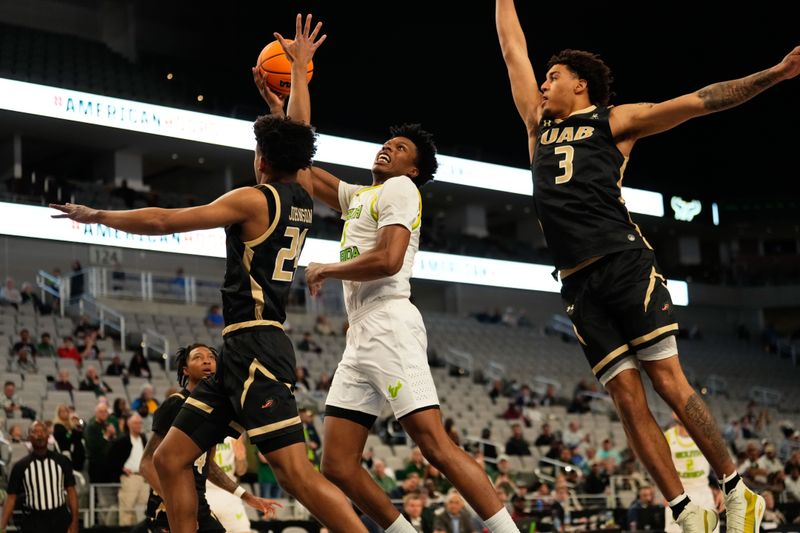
495, 0, 542, 159
304, 166, 342, 212
139, 432, 164, 494
50, 186, 268, 240
611, 46, 799, 151
207, 458, 282, 519
305, 224, 410, 295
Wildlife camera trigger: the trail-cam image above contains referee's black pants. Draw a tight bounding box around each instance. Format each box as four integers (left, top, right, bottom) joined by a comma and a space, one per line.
18, 506, 71, 532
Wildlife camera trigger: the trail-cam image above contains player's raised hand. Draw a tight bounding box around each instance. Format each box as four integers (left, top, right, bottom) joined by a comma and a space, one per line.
242, 493, 283, 520
50, 203, 100, 223
274, 13, 326, 67
252, 67, 287, 116
776, 45, 800, 81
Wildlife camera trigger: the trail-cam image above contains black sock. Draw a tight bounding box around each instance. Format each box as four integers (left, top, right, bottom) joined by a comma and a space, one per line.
722, 472, 741, 495
670, 494, 691, 520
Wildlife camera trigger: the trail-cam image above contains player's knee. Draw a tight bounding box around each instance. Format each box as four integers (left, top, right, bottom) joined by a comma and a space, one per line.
416, 435, 451, 470
320, 457, 348, 485
609, 388, 643, 418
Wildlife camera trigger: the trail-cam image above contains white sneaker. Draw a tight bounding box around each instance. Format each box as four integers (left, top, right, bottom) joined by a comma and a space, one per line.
724, 478, 765, 533
676, 503, 719, 533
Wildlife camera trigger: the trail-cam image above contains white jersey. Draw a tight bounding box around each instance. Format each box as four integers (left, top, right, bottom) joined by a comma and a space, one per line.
338, 177, 421, 316
664, 426, 710, 487
206, 437, 251, 532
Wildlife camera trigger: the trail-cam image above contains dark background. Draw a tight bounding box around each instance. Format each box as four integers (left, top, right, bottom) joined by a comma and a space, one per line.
134, 1, 799, 202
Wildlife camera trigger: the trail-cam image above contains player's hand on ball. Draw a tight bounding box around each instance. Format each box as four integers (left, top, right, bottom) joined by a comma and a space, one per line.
252, 67, 286, 115
274, 13, 327, 67
50, 203, 100, 223
242, 493, 283, 519
305, 262, 326, 296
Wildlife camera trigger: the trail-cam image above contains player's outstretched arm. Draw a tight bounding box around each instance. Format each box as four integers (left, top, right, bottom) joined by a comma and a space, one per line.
496, 0, 542, 159
305, 224, 410, 295
207, 459, 282, 519
50, 187, 263, 235
277, 13, 327, 126
612, 46, 800, 142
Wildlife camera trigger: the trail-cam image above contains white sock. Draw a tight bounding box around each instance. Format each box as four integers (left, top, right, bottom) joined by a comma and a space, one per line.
385, 514, 417, 533
484, 507, 518, 533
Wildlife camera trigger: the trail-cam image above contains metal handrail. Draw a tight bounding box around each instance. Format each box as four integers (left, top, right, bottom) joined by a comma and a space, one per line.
78, 295, 126, 351
143, 328, 171, 372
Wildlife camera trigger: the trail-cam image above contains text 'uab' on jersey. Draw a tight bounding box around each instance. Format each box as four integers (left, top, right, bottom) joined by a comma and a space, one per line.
531, 105, 651, 270
337, 176, 421, 316
222, 182, 313, 335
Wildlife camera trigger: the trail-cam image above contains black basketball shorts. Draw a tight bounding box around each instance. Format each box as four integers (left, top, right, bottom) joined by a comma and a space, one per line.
560, 249, 679, 386
174, 326, 305, 454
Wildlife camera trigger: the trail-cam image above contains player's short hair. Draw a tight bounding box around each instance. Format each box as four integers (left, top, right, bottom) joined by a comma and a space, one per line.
254, 115, 318, 175
389, 123, 438, 188
548, 49, 613, 106
175, 343, 218, 387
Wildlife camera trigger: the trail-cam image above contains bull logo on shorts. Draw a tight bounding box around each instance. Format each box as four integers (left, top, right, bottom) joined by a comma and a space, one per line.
388, 380, 403, 399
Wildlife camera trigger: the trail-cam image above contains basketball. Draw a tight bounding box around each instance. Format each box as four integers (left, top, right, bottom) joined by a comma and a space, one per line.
257, 40, 314, 95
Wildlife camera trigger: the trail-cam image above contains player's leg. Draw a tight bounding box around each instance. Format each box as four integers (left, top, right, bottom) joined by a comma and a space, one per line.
263, 440, 369, 532
152, 426, 204, 533
322, 410, 404, 528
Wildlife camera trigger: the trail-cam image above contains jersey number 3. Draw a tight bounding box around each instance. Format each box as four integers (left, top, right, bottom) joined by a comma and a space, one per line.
273, 227, 309, 282
554, 145, 574, 184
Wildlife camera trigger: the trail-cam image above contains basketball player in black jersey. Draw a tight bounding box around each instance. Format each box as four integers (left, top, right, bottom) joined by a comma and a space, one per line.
51, 14, 369, 533
137, 344, 278, 532
496, 2, 800, 532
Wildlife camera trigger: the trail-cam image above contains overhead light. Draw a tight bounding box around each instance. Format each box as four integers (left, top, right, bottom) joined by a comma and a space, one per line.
196, 94, 204, 102
166, 73, 174, 80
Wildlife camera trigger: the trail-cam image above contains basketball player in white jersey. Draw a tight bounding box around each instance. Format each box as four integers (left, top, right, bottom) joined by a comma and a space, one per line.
206, 435, 252, 533
291, 137, 517, 532
664, 414, 721, 533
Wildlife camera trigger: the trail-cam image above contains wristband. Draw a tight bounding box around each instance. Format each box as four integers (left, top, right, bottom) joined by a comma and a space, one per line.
233, 486, 246, 498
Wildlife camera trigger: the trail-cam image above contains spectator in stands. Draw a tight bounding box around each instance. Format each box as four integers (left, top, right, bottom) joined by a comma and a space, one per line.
171, 267, 186, 295
759, 444, 784, 480
534, 423, 556, 447
433, 489, 478, 533
315, 314, 336, 336
13, 328, 38, 358
36, 332, 57, 358
112, 179, 138, 208
316, 371, 332, 392
109, 412, 149, 526
626, 485, 657, 531
509, 494, 528, 522
131, 383, 159, 415
73, 314, 97, 339
0, 277, 22, 309
583, 460, 610, 494
779, 423, 800, 462
390, 472, 421, 500
371, 459, 397, 494
204, 304, 224, 328
295, 367, 312, 392
7, 424, 24, 443
57, 336, 84, 367
69, 260, 84, 300
12, 346, 38, 373
112, 398, 130, 425
299, 407, 321, 466
784, 464, 800, 501
761, 490, 786, 526
425, 464, 452, 497
257, 450, 282, 498
492, 455, 516, 496
79, 364, 113, 396
444, 418, 460, 445
479, 428, 499, 461
515, 384, 536, 408
2, 381, 35, 419
597, 438, 622, 468
539, 383, 564, 407
563, 420, 585, 449
740, 441, 769, 487
0, 421, 79, 533
297, 331, 323, 353
402, 447, 428, 480
488, 380, 504, 404
52, 405, 86, 469
105, 353, 127, 377
128, 351, 152, 378
505, 423, 532, 456
402, 493, 430, 533
54, 369, 75, 393
77, 330, 102, 360
85, 402, 117, 524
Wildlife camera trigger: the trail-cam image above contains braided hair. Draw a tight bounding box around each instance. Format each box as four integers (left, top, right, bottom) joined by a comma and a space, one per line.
175, 343, 218, 387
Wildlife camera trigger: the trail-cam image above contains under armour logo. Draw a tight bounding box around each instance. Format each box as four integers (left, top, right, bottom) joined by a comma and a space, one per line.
670, 196, 702, 222
566, 304, 575, 315
542, 119, 552, 128
591, 113, 599, 119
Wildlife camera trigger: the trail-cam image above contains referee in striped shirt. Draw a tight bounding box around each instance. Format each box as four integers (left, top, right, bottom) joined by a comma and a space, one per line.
1, 421, 78, 533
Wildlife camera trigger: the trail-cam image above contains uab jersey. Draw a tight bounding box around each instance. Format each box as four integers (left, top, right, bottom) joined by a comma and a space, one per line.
531, 105, 651, 270
221, 182, 313, 335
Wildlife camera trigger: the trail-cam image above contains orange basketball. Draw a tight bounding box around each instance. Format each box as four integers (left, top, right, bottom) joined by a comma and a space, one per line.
257, 40, 314, 95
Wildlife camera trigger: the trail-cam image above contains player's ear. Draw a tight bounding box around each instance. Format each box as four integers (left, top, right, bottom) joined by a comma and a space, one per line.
407, 166, 419, 179
574, 78, 588, 95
